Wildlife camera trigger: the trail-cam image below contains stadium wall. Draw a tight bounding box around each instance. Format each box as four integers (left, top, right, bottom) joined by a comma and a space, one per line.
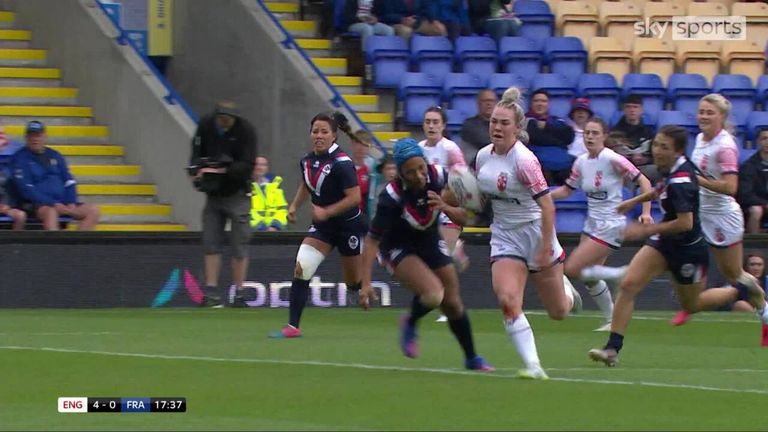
0, 233, 764, 309
166, 0, 337, 229
11, 0, 203, 229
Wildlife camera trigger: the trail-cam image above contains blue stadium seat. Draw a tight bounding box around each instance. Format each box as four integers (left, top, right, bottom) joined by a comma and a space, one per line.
399, 72, 442, 125
555, 208, 587, 233
740, 147, 757, 164
577, 73, 620, 120
712, 74, 756, 126
544, 37, 587, 85
667, 73, 710, 116
454, 36, 498, 84
532, 73, 576, 118
499, 37, 544, 78
411, 35, 454, 84
622, 73, 666, 125
552, 187, 587, 208
757, 75, 768, 107
513, 0, 555, 41
443, 73, 485, 117
747, 111, 768, 141
366, 36, 410, 89
445, 109, 468, 136
488, 73, 530, 110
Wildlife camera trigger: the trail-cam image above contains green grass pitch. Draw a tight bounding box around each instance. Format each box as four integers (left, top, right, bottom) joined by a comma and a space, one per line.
0, 308, 765, 430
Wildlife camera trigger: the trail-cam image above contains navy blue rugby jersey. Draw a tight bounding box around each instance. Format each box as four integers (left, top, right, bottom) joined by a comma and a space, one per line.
656, 156, 702, 244
369, 164, 449, 245
300, 143, 360, 221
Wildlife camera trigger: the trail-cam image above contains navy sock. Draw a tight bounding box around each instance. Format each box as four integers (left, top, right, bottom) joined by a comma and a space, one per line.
407, 296, 433, 326
205, 285, 218, 297
605, 331, 624, 352
448, 312, 477, 360
735, 282, 751, 302
288, 278, 310, 328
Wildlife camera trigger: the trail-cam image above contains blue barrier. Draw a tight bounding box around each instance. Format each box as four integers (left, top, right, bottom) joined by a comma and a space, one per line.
254, 0, 388, 155
94, 1, 199, 124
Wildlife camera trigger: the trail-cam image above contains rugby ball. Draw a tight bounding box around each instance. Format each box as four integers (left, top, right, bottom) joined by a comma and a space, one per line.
447, 166, 484, 212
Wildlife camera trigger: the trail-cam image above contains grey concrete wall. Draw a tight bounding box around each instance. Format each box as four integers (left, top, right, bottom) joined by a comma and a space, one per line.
12, 0, 204, 229
166, 0, 340, 228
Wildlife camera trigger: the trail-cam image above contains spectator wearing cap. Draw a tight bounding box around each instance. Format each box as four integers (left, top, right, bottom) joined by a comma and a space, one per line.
189, 100, 258, 307
566, 97, 593, 158
737, 128, 768, 234
11, 121, 100, 230
460, 89, 497, 163
611, 94, 658, 184
525, 89, 575, 185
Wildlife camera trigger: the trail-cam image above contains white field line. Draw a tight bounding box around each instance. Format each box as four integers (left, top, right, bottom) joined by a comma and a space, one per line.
0, 332, 117, 336
1, 345, 766, 396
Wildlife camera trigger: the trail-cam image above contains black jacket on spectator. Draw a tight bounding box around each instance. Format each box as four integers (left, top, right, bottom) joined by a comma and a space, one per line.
526, 116, 574, 149
189, 114, 257, 197
373, 0, 420, 26
612, 116, 655, 164
461, 115, 491, 150
737, 151, 768, 208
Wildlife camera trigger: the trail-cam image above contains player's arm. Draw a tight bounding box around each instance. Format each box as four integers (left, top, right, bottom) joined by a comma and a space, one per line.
635, 174, 654, 222
288, 183, 309, 222
616, 189, 656, 215
428, 188, 470, 226
323, 186, 361, 218
550, 185, 573, 200
625, 211, 692, 240
697, 172, 737, 196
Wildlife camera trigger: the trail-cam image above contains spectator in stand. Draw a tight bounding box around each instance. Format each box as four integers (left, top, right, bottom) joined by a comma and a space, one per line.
468, 0, 521, 44
367, 155, 397, 218
612, 94, 658, 185
737, 128, 768, 234
12, 121, 100, 231
250, 156, 288, 232
0, 126, 25, 230
525, 90, 575, 185
350, 130, 376, 214
373, 0, 419, 40
566, 97, 592, 158
345, 0, 395, 49
604, 130, 631, 158
460, 89, 497, 163
417, 0, 470, 40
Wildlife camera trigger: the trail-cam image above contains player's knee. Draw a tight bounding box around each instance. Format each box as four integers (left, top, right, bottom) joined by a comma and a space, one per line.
547, 306, 568, 321
295, 244, 325, 280
420, 288, 444, 309
748, 205, 764, 220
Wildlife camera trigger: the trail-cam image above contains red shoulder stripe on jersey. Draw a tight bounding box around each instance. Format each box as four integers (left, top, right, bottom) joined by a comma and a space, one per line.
670, 171, 690, 179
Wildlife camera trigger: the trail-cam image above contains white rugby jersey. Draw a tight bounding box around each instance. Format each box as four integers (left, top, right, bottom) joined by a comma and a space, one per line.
475, 142, 549, 227
691, 129, 741, 214
565, 147, 641, 220
419, 137, 467, 169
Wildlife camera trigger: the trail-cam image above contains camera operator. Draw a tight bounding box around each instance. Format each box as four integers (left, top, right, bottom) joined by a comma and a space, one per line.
189, 100, 257, 307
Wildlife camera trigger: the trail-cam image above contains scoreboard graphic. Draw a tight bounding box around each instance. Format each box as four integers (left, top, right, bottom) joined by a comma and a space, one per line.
58, 397, 186, 413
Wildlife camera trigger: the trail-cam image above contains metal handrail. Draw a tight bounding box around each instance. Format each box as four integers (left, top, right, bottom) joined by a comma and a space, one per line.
94, 1, 199, 123
255, 0, 388, 155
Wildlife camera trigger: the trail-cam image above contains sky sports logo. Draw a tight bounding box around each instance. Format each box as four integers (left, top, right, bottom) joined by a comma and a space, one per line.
634, 16, 746, 40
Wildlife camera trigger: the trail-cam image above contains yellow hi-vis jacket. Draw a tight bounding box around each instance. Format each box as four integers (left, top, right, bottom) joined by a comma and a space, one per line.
250, 175, 288, 230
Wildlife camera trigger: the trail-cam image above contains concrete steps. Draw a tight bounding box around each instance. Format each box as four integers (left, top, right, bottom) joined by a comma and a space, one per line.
266, 2, 411, 143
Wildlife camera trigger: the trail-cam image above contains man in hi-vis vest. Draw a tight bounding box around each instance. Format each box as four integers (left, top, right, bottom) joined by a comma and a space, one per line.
251, 156, 288, 231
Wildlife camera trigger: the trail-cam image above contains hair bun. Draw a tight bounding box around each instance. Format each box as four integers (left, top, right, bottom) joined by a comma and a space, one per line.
501, 87, 522, 105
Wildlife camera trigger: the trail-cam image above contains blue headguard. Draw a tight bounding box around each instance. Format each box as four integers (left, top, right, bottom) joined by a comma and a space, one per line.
393, 138, 425, 170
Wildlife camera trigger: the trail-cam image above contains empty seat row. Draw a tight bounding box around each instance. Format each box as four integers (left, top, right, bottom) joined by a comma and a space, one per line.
367, 35, 766, 92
